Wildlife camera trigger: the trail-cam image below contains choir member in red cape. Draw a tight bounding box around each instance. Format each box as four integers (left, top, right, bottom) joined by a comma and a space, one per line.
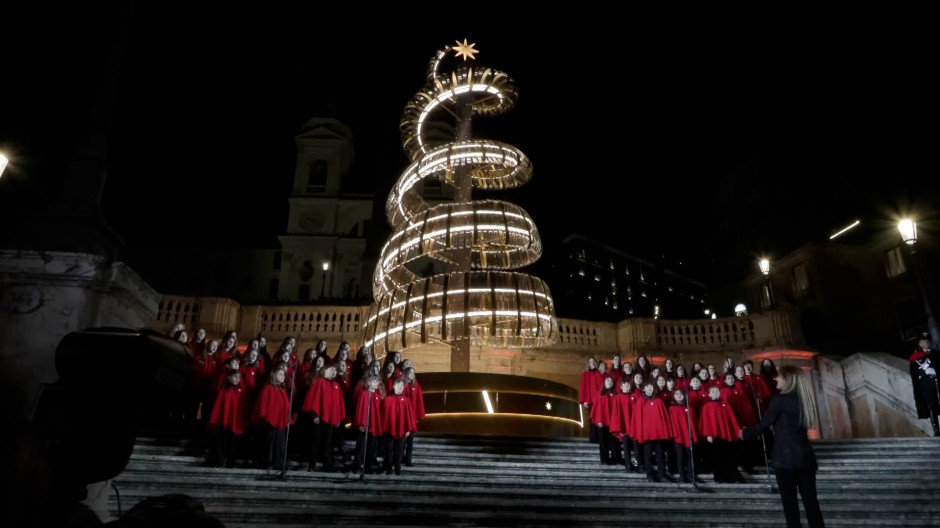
760, 358, 780, 397
579, 357, 602, 413
173, 329, 188, 345
207, 369, 247, 468
636, 382, 674, 482
909, 332, 940, 436
669, 389, 698, 483
664, 358, 676, 379
188, 328, 206, 358
696, 367, 710, 391
313, 339, 329, 360
353, 375, 383, 474
723, 357, 736, 376
590, 376, 618, 465
609, 355, 623, 387
352, 345, 373, 386
706, 364, 722, 390
331, 360, 354, 458
655, 376, 670, 404
742, 361, 772, 412
628, 375, 646, 472
402, 367, 425, 467
256, 333, 269, 364
609, 378, 636, 473
194, 340, 222, 422
649, 366, 662, 383
674, 365, 690, 391
621, 361, 634, 383
218, 331, 238, 364
252, 366, 294, 470
301, 363, 346, 472
686, 375, 710, 475
217, 356, 242, 393
239, 346, 265, 401
635, 355, 652, 378
381, 379, 415, 476
720, 372, 758, 474
382, 361, 398, 395
241, 339, 265, 372
332, 341, 355, 374
700, 385, 743, 483
294, 354, 323, 461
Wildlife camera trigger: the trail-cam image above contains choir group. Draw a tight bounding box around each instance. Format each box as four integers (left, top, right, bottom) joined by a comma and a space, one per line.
580, 354, 779, 484
167, 324, 426, 476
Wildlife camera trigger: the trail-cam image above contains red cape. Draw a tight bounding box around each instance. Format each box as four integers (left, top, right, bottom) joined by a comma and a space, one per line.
252, 383, 293, 429
381, 394, 415, 438
699, 399, 740, 442
207, 384, 247, 434
301, 377, 346, 425
354, 389, 383, 435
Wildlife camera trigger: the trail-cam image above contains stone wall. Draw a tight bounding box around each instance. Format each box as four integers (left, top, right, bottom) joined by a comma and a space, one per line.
815, 352, 931, 438
0, 250, 161, 414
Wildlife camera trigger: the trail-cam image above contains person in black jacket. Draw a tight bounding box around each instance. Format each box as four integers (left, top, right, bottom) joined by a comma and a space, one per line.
909, 332, 940, 436
741, 365, 824, 528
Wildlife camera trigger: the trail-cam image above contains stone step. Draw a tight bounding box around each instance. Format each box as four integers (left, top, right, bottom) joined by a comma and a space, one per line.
105, 500, 940, 528
109, 471, 937, 499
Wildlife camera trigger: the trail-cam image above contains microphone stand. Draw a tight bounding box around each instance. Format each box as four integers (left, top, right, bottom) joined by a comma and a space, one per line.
748, 375, 776, 493
679, 354, 701, 492
279, 365, 297, 480
359, 384, 374, 483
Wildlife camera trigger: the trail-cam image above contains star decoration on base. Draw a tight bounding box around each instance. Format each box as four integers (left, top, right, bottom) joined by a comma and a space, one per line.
453, 39, 479, 61
545, 401, 552, 411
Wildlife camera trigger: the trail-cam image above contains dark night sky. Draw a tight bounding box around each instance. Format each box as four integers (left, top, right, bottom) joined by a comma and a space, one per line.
1, 4, 937, 289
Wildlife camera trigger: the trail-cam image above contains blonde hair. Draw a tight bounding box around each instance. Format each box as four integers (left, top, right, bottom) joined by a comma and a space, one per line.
778, 365, 817, 429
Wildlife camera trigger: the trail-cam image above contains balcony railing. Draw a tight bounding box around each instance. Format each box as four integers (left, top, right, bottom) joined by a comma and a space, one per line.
149, 295, 795, 356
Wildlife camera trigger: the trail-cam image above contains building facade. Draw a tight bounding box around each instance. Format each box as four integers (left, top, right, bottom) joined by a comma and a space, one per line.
536, 234, 709, 323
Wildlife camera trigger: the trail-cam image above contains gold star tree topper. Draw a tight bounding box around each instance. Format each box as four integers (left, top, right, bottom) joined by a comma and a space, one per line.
453, 39, 479, 61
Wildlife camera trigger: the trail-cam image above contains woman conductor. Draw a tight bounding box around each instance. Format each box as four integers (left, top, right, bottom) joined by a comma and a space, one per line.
741, 365, 824, 528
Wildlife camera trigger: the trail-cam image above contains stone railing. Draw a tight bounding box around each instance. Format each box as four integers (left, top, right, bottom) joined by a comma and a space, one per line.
154, 295, 200, 329
148, 295, 803, 363
253, 306, 363, 339
654, 317, 755, 351
555, 318, 618, 349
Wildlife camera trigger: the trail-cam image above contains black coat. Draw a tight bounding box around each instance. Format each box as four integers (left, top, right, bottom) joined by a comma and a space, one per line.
910, 349, 940, 419
743, 392, 817, 471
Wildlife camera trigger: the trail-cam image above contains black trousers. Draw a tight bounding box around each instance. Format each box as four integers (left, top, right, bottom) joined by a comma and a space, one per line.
644, 439, 668, 478
354, 430, 379, 470
620, 436, 637, 470
674, 442, 694, 481
215, 430, 238, 466
598, 425, 611, 463
404, 432, 415, 464
309, 420, 335, 470
383, 434, 406, 472
774, 468, 825, 528
263, 424, 288, 470
710, 438, 741, 482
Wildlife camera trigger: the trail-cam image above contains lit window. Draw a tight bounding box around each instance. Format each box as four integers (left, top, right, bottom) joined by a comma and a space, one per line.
885, 247, 907, 278
610, 260, 615, 270
792, 263, 809, 292
604, 297, 609, 306
613, 302, 618, 310
588, 293, 592, 301
667, 286, 673, 292
629, 308, 634, 315
594, 274, 601, 282
611, 279, 616, 288
641, 291, 647, 298
578, 267, 585, 276
625, 265, 630, 276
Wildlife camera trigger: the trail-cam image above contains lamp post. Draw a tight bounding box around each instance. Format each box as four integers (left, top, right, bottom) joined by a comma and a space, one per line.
321, 261, 330, 300
898, 219, 940, 346
758, 258, 773, 309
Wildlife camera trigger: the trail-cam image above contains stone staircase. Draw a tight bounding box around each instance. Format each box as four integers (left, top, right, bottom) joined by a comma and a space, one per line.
106, 432, 940, 527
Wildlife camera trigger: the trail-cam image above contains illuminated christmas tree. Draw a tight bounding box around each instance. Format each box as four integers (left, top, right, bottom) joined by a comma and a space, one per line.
360, 40, 557, 368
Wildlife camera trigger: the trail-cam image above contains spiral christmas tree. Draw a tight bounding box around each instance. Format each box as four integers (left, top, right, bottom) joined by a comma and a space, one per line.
361, 40, 557, 358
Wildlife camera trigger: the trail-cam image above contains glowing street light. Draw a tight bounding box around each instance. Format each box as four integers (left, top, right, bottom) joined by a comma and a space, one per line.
759, 258, 771, 276
321, 261, 330, 299
898, 219, 917, 245
0, 152, 8, 179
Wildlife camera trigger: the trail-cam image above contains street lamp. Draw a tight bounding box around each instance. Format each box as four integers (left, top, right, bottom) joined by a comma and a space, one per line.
758, 258, 773, 309
0, 152, 8, 179
898, 219, 940, 345
321, 261, 330, 299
